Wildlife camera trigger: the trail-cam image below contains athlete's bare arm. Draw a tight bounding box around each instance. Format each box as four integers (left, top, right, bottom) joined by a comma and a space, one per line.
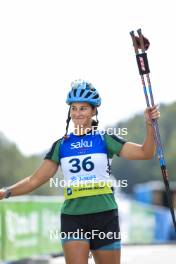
0, 160, 58, 199
119, 106, 160, 160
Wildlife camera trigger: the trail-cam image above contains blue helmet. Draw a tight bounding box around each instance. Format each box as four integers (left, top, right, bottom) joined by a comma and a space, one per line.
66, 79, 101, 107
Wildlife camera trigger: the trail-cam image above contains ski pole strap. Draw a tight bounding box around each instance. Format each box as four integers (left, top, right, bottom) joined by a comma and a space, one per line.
136, 53, 150, 75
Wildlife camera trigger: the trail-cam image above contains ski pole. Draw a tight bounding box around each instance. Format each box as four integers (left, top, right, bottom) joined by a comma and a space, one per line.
130, 29, 176, 233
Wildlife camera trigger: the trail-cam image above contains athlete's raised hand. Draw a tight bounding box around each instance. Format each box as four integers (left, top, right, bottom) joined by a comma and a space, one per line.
144, 105, 160, 125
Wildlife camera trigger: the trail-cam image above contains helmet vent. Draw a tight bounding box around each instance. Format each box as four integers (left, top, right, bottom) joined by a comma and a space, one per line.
80, 89, 85, 97
93, 94, 99, 99
85, 91, 92, 98
73, 89, 77, 97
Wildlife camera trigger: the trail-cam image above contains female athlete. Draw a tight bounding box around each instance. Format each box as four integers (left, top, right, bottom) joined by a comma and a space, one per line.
0, 79, 160, 264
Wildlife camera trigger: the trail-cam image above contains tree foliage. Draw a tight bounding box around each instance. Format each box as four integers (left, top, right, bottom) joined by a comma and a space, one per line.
0, 132, 63, 195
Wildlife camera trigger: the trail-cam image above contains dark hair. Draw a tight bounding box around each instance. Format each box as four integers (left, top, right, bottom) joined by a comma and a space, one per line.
91, 119, 98, 129
64, 106, 71, 138
91, 106, 99, 130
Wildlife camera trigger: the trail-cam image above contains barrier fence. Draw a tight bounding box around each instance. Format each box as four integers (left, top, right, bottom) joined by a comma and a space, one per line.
0, 195, 175, 262
0, 196, 63, 262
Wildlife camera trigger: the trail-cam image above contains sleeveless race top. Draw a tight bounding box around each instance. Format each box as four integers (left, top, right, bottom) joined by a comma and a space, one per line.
45, 130, 126, 215
60, 131, 113, 199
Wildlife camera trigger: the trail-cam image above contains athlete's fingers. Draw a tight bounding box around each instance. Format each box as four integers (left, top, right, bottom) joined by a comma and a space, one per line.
144, 105, 160, 122
0, 190, 6, 200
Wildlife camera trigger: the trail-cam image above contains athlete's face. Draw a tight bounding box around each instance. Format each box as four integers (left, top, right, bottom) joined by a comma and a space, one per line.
70, 102, 96, 128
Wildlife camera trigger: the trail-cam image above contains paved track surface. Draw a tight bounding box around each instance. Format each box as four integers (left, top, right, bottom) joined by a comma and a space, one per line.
50, 244, 176, 264
1, 244, 175, 264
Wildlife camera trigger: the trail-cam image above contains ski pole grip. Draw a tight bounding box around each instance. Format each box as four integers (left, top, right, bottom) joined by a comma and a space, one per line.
137, 28, 145, 52
130, 31, 139, 54
136, 53, 150, 75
